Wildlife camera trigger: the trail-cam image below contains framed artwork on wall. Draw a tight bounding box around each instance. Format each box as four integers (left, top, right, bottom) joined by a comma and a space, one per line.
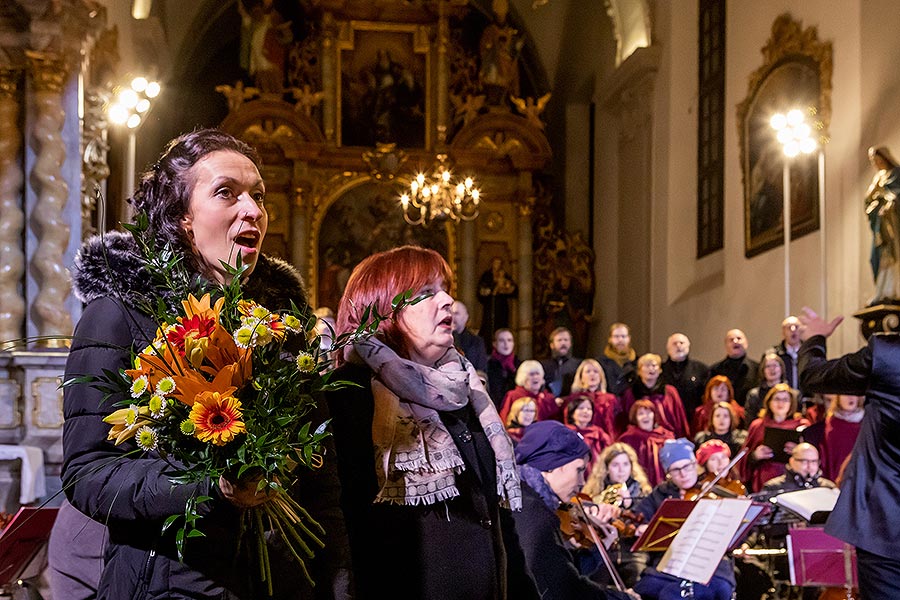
736, 14, 832, 258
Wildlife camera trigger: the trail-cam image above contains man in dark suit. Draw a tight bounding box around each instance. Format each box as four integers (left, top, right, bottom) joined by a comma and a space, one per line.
708, 328, 760, 406
661, 332, 709, 418
799, 307, 900, 600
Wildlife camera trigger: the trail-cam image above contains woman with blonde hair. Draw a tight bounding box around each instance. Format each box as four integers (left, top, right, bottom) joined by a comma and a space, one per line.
504, 396, 537, 443
564, 358, 621, 437
584, 442, 652, 508
498, 360, 558, 422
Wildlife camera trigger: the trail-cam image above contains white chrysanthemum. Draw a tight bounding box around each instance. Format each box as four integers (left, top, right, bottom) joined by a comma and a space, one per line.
136, 426, 159, 452
130, 375, 150, 398
282, 314, 302, 333
148, 394, 167, 419
234, 324, 257, 348
296, 352, 316, 373
156, 377, 176, 396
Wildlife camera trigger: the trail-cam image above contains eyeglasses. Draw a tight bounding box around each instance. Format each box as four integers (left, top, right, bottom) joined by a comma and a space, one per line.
667, 461, 697, 476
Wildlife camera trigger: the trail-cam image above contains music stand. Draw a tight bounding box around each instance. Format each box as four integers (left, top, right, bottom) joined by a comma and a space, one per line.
630, 499, 695, 552
0, 506, 59, 587
787, 527, 857, 589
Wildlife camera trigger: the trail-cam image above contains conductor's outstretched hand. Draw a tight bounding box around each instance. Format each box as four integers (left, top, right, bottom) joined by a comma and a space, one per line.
799, 307, 844, 341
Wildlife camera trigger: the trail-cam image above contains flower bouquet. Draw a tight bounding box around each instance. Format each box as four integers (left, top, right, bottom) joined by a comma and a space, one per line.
67, 213, 413, 594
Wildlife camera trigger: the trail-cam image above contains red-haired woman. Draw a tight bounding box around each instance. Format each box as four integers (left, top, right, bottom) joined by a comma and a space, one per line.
740, 383, 809, 492
818, 394, 865, 481
691, 376, 745, 437
621, 353, 690, 439
327, 246, 538, 599
617, 399, 675, 486
562, 358, 621, 436
498, 360, 558, 422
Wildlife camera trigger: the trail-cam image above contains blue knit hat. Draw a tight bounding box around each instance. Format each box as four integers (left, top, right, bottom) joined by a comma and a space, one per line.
515, 421, 590, 471
659, 438, 695, 472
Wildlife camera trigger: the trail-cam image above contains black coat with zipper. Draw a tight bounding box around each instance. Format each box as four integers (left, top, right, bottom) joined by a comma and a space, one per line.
61, 232, 349, 600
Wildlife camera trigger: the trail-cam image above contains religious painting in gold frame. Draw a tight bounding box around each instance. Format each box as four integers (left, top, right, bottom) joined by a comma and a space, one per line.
314, 181, 453, 311
736, 14, 832, 258
336, 21, 431, 148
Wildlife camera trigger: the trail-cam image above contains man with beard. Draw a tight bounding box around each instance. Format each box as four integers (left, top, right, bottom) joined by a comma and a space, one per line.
540, 327, 581, 397
661, 333, 709, 418
598, 323, 637, 396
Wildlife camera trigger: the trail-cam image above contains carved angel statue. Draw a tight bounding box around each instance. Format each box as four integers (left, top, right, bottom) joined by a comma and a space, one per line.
215, 81, 260, 112
510, 92, 551, 129
290, 85, 325, 116
450, 94, 486, 126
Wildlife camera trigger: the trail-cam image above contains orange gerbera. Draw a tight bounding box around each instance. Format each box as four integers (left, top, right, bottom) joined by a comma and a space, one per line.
189, 391, 245, 446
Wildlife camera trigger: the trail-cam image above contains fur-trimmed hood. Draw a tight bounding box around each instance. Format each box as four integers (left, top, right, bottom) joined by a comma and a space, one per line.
72, 230, 309, 312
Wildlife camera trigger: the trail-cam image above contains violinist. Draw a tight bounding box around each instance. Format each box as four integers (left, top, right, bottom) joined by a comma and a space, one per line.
583, 443, 653, 587
513, 421, 638, 600
632, 438, 736, 600
694, 439, 748, 498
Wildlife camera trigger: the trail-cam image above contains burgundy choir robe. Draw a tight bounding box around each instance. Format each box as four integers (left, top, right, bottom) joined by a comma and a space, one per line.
617, 425, 674, 486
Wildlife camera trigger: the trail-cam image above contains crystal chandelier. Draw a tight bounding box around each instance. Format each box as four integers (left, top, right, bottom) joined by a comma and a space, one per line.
399, 154, 481, 226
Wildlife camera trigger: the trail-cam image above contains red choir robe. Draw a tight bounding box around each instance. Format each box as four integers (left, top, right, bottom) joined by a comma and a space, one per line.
616, 425, 674, 487
499, 386, 558, 423
562, 389, 621, 438
621, 382, 690, 439
740, 416, 810, 492
566, 424, 612, 474
819, 414, 862, 481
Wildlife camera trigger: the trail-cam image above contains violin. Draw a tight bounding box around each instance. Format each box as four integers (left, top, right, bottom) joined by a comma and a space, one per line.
557, 493, 628, 593
684, 471, 748, 500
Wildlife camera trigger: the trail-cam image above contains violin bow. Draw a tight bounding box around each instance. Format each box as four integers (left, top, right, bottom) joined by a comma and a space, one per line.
696, 448, 748, 500
571, 495, 628, 593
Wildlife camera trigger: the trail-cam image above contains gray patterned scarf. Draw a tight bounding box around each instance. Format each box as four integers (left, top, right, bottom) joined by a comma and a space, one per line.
350, 338, 521, 510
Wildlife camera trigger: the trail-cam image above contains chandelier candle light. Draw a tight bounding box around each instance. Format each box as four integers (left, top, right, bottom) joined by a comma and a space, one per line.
399, 153, 481, 226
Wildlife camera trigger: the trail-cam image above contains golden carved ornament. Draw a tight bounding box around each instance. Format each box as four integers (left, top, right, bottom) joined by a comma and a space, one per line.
25, 51, 69, 94
0, 69, 22, 101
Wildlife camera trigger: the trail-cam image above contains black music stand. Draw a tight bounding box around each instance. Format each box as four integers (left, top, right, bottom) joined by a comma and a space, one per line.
0, 507, 59, 589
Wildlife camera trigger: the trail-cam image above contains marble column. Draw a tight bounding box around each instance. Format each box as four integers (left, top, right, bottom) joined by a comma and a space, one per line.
26, 51, 72, 346
517, 196, 535, 358
0, 70, 25, 351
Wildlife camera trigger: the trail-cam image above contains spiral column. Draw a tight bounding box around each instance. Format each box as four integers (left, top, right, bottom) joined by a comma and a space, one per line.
26, 51, 72, 346
0, 70, 25, 350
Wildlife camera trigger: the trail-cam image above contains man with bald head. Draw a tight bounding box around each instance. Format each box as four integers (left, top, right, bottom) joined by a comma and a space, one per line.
708, 328, 760, 406
661, 333, 709, 418
761, 443, 835, 495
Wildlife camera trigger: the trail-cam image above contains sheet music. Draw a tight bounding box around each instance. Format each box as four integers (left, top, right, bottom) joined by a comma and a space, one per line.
772, 487, 839, 521
658, 498, 752, 584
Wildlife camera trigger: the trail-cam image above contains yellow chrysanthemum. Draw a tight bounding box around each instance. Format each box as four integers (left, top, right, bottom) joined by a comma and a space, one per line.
189, 391, 245, 446
296, 352, 316, 373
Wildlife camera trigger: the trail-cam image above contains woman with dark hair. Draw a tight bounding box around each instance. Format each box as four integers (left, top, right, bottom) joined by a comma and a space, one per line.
563, 396, 611, 472
55, 129, 347, 599
326, 246, 538, 600
693, 401, 748, 458
616, 399, 674, 486
743, 353, 785, 427
818, 394, 865, 481
740, 383, 809, 492
691, 375, 745, 436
